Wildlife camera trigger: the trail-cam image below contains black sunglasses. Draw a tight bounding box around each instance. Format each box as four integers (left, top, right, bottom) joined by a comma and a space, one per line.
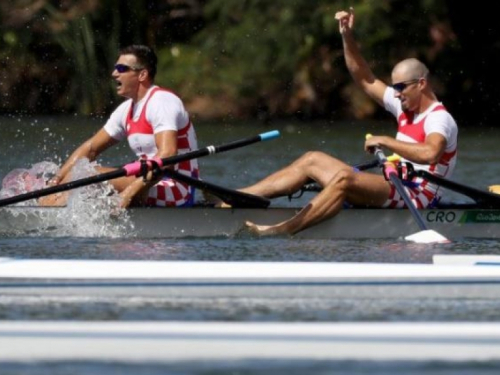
114, 64, 144, 73
391, 78, 420, 93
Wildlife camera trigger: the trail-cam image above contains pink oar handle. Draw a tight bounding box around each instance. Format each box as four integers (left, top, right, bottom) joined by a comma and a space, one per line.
383, 163, 398, 180
123, 157, 164, 176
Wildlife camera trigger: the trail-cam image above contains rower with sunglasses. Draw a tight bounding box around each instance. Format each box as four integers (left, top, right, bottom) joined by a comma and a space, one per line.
235, 7, 458, 236
40, 45, 199, 208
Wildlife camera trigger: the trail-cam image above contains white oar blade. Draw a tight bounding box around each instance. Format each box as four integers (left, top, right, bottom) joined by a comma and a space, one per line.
404, 230, 450, 244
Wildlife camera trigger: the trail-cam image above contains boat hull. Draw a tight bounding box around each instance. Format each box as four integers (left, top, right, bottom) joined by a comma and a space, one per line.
1, 205, 499, 239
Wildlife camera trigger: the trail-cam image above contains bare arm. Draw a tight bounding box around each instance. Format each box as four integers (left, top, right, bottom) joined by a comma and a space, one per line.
119, 130, 178, 207
364, 133, 447, 165
335, 8, 387, 106
50, 128, 118, 185
153, 130, 178, 160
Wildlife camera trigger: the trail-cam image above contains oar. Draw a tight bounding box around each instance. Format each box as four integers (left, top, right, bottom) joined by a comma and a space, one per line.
164, 169, 270, 208
416, 170, 500, 208
367, 135, 449, 244
0, 130, 280, 208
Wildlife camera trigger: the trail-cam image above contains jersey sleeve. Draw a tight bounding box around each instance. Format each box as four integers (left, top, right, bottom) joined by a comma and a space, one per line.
145, 91, 190, 134
424, 111, 458, 152
383, 87, 400, 118
103, 101, 129, 141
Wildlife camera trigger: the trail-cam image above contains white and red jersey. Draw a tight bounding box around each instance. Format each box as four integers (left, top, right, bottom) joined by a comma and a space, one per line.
104, 86, 199, 207
382, 87, 458, 207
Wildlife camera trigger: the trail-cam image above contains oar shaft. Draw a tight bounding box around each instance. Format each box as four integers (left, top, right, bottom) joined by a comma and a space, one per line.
122, 131, 281, 176
373, 149, 428, 231
0, 169, 126, 207
164, 169, 270, 208
164, 130, 280, 165
0, 130, 281, 208
417, 170, 500, 208
366, 134, 448, 243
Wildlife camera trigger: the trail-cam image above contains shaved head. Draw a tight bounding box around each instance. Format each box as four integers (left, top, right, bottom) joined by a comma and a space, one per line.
392, 58, 429, 80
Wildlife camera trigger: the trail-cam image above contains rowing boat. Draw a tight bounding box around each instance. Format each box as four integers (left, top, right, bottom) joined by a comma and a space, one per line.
2, 256, 500, 299
2, 321, 500, 362
1, 203, 499, 239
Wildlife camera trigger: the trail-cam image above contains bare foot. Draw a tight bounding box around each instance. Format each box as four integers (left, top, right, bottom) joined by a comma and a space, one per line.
245, 221, 286, 236
202, 190, 232, 208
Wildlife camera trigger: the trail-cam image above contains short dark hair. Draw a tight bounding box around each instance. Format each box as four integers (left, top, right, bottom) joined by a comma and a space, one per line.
119, 45, 157, 80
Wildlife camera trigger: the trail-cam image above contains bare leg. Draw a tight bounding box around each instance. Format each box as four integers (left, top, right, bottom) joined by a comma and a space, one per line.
246, 169, 391, 236
241, 151, 353, 198
246, 169, 351, 235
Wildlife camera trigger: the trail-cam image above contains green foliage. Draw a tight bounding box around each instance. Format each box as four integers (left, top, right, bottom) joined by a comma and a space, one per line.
158, 0, 345, 116
0, 0, 473, 120
0, 0, 135, 115
155, 0, 453, 118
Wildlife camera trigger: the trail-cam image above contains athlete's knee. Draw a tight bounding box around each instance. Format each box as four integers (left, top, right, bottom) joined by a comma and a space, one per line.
297, 151, 330, 167
327, 169, 354, 190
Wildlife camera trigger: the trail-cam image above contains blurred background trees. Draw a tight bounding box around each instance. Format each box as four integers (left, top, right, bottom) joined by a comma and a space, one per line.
0, 0, 498, 126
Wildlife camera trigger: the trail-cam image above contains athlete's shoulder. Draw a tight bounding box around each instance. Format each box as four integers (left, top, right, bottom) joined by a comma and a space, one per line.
113, 98, 133, 114
428, 104, 457, 124
149, 88, 185, 110
152, 87, 182, 100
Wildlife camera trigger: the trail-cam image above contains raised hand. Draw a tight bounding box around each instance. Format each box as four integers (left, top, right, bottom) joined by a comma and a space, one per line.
335, 7, 354, 34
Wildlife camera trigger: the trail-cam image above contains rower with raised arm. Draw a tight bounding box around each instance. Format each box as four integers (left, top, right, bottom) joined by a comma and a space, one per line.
238, 7, 458, 236
39, 45, 199, 208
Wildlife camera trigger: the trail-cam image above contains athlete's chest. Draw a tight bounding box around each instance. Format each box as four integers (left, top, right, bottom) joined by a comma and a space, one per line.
127, 133, 157, 157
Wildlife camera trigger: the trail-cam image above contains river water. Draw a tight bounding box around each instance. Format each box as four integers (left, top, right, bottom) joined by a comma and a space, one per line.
1, 115, 500, 374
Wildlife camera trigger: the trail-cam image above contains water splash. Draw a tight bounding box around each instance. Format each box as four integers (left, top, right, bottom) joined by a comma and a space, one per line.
63, 159, 133, 237
0, 160, 134, 237
0, 161, 58, 202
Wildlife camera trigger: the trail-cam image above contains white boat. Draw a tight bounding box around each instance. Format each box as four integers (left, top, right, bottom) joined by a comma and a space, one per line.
2, 256, 500, 299
2, 321, 500, 362
1, 203, 500, 239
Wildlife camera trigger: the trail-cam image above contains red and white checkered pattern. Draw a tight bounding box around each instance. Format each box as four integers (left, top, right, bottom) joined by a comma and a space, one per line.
382, 183, 435, 209
146, 178, 192, 207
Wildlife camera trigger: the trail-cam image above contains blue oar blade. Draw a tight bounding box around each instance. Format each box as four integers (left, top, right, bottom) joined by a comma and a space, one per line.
259, 130, 280, 141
